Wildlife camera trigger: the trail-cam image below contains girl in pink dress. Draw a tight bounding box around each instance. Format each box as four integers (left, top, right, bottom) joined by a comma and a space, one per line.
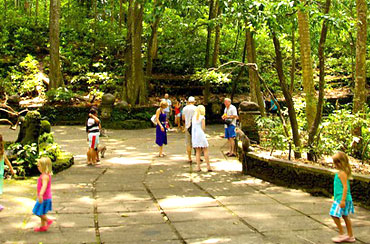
32, 157, 53, 232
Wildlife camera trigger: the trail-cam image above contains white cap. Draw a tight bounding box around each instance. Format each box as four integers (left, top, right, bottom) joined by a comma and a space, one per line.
188, 96, 195, 103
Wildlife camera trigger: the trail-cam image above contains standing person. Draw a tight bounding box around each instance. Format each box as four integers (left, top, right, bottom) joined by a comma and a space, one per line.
192, 105, 212, 172
182, 96, 197, 163
222, 98, 238, 157
32, 157, 53, 232
86, 109, 100, 166
0, 134, 15, 212
162, 93, 172, 129
174, 99, 182, 131
330, 152, 356, 243
156, 101, 168, 157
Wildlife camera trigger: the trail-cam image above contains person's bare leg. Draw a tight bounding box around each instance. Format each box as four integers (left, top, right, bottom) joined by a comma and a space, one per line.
332, 216, 345, 235
40, 215, 48, 227
187, 145, 192, 162
343, 216, 354, 237
159, 146, 163, 157
203, 148, 211, 170
196, 148, 201, 171
230, 138, 235, 155
228, 138, 232, 154
87, 149, 91, 164
91, 149, 97, 164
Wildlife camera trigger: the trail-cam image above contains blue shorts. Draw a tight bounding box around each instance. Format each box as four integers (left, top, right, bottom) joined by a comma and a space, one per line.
329, 200, 354, 218
225, 125, 236, 139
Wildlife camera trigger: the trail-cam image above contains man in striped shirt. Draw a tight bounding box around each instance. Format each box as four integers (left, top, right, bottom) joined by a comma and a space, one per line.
86, 109, 100, 166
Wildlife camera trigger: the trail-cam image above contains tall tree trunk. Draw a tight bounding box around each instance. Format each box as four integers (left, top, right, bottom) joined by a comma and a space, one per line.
290, 21, 296, 93
124, 0, 147, 105
35, 0, 39, 25
353, 0, 367, 114
204, 0, 216, 105
246, 27, 265, 116
307, 0, 331, 161
297, 2, 317, 129
352, 0, 367, 156
231, 27, 248, 102
49, 0, 63, 89
211, 0, 221, 67
205, 0, 215, 68
146, 0, 161, 77
272, 32, 301, 159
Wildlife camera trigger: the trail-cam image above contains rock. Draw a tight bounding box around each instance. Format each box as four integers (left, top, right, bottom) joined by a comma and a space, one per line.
211, 103, 222, 115
115, 100, 129, 109
239, 101, 260, 112
18, 111, 41, 145
7, 95, 21, 110
101, 93, 115, 106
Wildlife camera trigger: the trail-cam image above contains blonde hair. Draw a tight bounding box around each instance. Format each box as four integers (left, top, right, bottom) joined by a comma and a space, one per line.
160, 100, 168, 109
332, 152, 352, 177
38, 157, 53, 175
195, 105, 206, 120
0, 134, 4, 159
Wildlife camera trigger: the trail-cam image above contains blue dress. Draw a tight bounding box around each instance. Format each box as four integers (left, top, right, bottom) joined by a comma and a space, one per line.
0, 158, 4, 195
156, 113, 167, 146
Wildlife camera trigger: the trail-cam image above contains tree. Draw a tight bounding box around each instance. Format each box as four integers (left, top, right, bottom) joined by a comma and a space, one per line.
246, 27, 265, 116
307, 0, 331, 161
211, 0, 221, 67
49, 0, 63, 89
204, 0, 216, 104
352, 0, 367, 155
123, 0, 147, 105
297, 1, 317, 129
146, 0, 162, 77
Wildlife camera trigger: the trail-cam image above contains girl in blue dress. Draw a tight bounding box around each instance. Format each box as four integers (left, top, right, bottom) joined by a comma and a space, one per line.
330, 152, 355, 243
155, 100, 168, 157
0, 134, 15, 212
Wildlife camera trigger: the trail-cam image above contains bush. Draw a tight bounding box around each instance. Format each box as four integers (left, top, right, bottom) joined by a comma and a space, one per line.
6, 143, 39, 176
46, 87, 76, 104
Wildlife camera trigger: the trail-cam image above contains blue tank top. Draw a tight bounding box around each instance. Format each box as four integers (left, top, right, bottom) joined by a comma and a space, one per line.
0, 157, 4, 176
333, 173, 352, 202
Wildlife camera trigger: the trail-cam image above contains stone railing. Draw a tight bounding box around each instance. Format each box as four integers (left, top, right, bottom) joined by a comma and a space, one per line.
237, 147, 370, 208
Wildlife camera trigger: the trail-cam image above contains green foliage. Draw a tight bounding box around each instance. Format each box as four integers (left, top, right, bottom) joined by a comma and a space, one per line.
7, 143, 39, 176
46, 87, 76, 104
192, 69, 232, 93
3, 55, 45, 96
257, 116, 289, 152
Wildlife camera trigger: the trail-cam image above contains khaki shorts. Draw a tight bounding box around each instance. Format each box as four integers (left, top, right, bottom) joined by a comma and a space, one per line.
185, 130, 192, 147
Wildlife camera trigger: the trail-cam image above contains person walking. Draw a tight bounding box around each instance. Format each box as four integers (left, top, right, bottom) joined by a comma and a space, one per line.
192, 105, 211, 172
222, 98, 238, 157
156, 100, 168, 157
182, 96, 196, 163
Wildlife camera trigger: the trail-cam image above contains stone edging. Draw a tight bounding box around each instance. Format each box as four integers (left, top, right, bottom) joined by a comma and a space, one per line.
237, 148, 370, 208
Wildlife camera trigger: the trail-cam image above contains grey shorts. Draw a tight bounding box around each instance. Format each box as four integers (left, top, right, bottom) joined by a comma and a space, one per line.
185, 130, 192, 147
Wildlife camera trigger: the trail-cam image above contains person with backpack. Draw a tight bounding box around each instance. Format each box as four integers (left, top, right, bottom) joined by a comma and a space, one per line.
86, 108, 100, 166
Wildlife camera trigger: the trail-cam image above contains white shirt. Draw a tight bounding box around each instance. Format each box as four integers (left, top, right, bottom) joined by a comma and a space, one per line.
87, 118, 100, 134
183, 104, 196, 129
224, 104, 238, 128
162, 99, 172, 113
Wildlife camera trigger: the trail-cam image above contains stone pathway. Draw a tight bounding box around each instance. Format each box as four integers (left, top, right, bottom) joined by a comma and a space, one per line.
0, 125, 369, 244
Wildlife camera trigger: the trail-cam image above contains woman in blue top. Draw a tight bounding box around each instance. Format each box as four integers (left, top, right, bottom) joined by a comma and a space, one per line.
0, 134, 16, 212
329, 152, 355, 243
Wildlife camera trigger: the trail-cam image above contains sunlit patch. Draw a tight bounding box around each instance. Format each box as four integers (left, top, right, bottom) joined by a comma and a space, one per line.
190, 238, 232, 244
159, 196, 216, 208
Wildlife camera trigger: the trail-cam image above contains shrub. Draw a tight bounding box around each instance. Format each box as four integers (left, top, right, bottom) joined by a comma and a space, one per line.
46, 87, 76, 104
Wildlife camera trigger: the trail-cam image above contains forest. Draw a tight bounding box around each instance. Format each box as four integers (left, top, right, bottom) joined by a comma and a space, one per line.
0, 0, 369, 172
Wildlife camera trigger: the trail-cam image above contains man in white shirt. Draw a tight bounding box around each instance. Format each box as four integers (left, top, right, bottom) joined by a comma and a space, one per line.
182, 96, 196, 162
162, 93, 172, 129
222, 98, 238, 157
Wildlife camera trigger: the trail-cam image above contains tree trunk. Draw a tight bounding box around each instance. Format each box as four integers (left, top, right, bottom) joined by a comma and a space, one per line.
246, 27, 265, 116
272, 32, 301, 159
290, 22, 296, 93
35, 0, 39, 25
353, 0, 367, 114
211, 0, 221, 67
205, 0, 215, 68
119, 0, 124, 28
124, 0, 147, 105
204, 0, 216, 105
307, 0, 331, 161
297, 2, 317, 129
352, 0, 367, 156
146, 0, 161, 77
49, 0, 63, 89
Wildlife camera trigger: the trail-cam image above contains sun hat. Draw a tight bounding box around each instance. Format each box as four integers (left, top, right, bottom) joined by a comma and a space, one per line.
188, 96, 195, 103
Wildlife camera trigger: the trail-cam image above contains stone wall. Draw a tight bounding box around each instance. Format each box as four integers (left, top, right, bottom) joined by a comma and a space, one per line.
238, 148, 370, 208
